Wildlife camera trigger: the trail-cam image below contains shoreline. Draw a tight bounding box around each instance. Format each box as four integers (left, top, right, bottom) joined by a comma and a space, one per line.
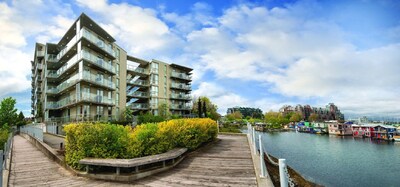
263, 153, 323, 187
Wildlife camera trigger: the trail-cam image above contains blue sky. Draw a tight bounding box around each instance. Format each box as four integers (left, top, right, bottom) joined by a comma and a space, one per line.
1, 0, 400, 120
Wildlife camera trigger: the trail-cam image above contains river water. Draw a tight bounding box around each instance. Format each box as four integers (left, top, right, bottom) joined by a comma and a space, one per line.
256, 131, 400, 187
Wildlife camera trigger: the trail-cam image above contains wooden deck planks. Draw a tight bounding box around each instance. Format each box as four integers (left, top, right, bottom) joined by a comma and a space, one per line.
10, 134, 257, 186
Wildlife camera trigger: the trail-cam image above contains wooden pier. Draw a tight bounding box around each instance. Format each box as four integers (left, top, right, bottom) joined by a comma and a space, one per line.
9, 134, 258, 186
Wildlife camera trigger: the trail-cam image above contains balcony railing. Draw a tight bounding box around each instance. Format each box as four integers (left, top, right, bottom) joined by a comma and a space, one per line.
81, 28, 115, 57
47, 93, 114, 110
45, 114, 118, 124
170, 93, 191, 100
171, 72, 191, 80
37, 50, 45, 57
82, 50, 115, 73
127, 91, 149, 98
128, 79, 149, 87
56, 54, 79, 77
82, 72, 115, 90
81, 93, 114, 105
57, 34, 77, 61
129, 103, 149, 109
47, 54, 58, 63
170, 104, 191, 110
127, 65, 148, 74
171, 83, 191, 90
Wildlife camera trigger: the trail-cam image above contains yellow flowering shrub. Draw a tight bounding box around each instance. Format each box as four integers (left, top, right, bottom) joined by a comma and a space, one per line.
64, 118, 218, 170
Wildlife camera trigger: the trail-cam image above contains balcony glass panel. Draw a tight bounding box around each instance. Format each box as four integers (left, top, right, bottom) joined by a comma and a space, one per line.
81, 50, 115, 73
81, 28, 115, 57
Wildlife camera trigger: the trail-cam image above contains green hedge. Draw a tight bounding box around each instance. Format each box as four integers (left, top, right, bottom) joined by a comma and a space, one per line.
0, 128, 9, 150
64, 118, 217, 170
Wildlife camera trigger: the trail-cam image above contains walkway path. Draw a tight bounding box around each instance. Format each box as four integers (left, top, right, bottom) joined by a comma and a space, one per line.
10, 134, 257, 186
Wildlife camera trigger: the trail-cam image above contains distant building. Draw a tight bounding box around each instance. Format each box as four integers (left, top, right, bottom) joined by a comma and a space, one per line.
226, 107, 263, 119
279, 103, 344, 121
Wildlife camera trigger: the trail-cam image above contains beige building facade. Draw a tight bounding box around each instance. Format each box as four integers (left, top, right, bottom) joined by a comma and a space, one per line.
31, 13, 192, 124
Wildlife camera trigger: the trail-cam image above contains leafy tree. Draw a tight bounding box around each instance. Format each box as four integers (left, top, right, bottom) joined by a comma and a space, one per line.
16, 111, 26, 127
0, 97, 18, 128
264, 111, 289, 129
226, 111, 243, 121
158, 102, 170, 119
192, 97, 220, 120
309, 113, 319, 122
202, 100, 207, 118
289, 112, 302, 122
197, 98, 202, 117
122, 107, 133, 122
137, 112, 164, 124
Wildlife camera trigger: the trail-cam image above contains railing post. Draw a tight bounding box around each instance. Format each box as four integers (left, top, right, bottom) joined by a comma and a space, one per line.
279, 159, 288, 187
252, 128, 256, 153
259, 134, 266, 177
0, 150, 3, 186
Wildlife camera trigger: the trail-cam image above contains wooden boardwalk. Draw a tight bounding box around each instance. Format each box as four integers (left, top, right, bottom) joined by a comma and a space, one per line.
9, 134, 257, 186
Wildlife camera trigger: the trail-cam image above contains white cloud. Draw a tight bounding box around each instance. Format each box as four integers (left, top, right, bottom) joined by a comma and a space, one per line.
0, 1, 75, 96
192, 82, 248, 114
182, 3, 400, 117
76, 0, 183, 59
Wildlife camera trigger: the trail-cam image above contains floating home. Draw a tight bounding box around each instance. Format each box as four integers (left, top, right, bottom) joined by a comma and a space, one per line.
328, 121, 353, 136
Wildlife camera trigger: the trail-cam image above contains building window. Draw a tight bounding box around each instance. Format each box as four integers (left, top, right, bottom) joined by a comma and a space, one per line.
116, 64, 120, 74
151, 62, 158, 73
116, 78, 119, 88
151, 74, 158, 85
151, 86, 158, 96
97, 106, 104, 120
116, 93, 119, 105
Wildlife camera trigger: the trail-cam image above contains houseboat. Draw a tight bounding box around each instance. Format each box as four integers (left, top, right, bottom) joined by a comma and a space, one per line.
352, 124, 375, 138
328, 121, 353, 136
254, 122, 266, 132
373, 125, 396, 141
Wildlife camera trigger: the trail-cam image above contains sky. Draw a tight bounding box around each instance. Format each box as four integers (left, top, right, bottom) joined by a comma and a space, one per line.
0, 0, 400, 120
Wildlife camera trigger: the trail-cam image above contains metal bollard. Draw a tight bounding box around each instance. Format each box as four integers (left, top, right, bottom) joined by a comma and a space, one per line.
279, 159, 288, 187
252, 128, 256, 153
259, 135, 266, 177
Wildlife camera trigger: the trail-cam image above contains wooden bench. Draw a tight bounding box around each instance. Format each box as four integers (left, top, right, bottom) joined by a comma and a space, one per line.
79, 148, 187, 175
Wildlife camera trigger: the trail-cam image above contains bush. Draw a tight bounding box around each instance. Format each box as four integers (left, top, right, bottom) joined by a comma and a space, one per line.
64, 123, 131, 169
64, 118, 218, 170
0, 128, 9, 150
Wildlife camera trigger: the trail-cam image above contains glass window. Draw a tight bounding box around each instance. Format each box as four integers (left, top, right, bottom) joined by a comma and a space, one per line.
151, 62, 159, 73
151, 86, 158, 96
151, 74, 158, 84
116, 64, 120, 74
116, 93, 119, 104
116, 78, 119, 88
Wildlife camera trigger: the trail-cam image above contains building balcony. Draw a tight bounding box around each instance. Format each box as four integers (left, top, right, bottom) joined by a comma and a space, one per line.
47, 93, 114, 110
80, 93, 115, 106
170, 93, 191, 100
81, 28, 115, 58
82, 49, 115, 74
128, 79, 149, 87
127, 91, 149, 98
47, 54, 58, 63
127, 65, 149, 76
129, 103, 149, 110
170, 104, 191, 110
82, 72, 116, 90
170, 83, 191, 91
171, 72, 191, 81
57, 34, 78, 61
36, 50, 45, 58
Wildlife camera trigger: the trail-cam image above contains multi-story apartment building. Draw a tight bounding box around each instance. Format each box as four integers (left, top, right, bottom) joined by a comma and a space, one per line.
279, 103, 344, 121
31, 13, 192, 124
